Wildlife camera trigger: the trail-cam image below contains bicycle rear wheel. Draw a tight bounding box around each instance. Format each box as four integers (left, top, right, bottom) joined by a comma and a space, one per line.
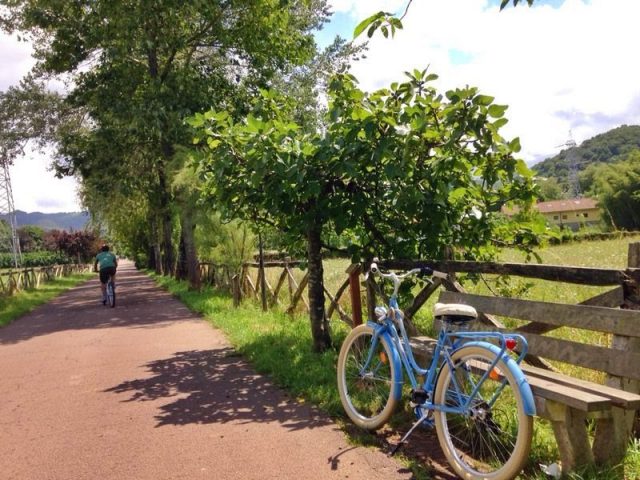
337, 324, 399, 430
433, 345, 532, 480
107, 280, 116, 308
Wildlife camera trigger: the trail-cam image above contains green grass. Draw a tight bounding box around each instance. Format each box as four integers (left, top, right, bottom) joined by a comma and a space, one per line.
0, 273, 93, 327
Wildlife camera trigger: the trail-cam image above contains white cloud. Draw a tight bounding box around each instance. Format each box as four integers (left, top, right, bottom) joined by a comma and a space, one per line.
329, 0, 640, 164
8, 146, 80, 214
1, 32, 82, 214
0, 33, 35, 90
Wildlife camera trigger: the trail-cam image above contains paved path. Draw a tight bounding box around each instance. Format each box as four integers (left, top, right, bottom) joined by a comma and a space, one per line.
0, 261, 412, 480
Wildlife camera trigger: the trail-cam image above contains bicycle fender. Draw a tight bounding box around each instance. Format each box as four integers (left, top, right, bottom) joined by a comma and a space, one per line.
458, 341, 536, 416
368, 322, 404, 402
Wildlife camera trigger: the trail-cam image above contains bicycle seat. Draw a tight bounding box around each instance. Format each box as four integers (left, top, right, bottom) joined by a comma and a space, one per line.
434, 303, 477, 323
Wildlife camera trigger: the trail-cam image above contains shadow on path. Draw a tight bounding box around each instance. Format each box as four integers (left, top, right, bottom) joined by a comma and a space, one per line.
105, 348, 333, 431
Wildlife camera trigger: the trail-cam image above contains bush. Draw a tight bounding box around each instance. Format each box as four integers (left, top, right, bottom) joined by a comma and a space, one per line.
0, 251, 72, 269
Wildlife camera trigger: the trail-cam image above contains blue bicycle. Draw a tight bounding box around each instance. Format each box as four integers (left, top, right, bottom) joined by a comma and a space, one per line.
337, 261, 535, 480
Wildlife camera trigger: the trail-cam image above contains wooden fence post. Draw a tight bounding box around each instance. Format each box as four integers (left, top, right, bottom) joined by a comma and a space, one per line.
258, 232, 267, 312
365, 277, 377, 322
232, 274, 241, 307
285, 257, 294, 301
593, 241, 640, 464
346, 264, 362, 327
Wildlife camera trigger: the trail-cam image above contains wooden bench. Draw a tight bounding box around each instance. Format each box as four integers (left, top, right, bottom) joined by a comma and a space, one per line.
410, 288, 640, 474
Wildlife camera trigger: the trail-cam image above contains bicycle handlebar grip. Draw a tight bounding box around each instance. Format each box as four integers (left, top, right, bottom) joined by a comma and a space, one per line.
370, 262, 379, 274
419, 267, 433, 277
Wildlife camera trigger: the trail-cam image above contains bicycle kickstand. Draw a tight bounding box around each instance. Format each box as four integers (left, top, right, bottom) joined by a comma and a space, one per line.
389, 410, 433, 456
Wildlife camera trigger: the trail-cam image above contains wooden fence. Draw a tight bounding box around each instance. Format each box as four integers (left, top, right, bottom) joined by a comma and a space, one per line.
198, 242, 640, 330
0, 264, 93, 297
198, 259, 353, 322
350, 245, 640, 328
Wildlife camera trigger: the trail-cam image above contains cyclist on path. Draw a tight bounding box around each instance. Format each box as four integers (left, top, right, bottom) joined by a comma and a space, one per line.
94, 244, 117, 305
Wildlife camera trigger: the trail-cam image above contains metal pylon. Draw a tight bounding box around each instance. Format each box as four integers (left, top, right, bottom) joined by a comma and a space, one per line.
556, 131, 581, 198
0, 159, 22, 268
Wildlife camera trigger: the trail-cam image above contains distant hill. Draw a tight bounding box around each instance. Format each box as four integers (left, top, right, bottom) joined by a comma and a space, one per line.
2, 210, 90, 231
532, 125, 640, 181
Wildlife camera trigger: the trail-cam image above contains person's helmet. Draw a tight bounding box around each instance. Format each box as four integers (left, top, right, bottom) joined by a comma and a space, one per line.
101, 244, 109, 252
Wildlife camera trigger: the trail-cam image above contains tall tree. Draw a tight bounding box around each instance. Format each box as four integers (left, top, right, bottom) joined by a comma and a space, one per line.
2, 0, 330, 276
0, 77, 64, 165
192, 70, 538, 351
587, 151, 640, 230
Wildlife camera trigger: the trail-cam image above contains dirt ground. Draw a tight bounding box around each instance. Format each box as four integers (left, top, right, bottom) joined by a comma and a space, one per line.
0, 260, 458, 480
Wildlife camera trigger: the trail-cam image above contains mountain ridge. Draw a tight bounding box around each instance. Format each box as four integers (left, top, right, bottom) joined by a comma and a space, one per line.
2, 210, 90, 231
532, 124, 640, 179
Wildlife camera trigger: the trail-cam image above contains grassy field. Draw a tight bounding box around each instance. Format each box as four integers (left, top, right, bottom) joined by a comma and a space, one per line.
154, 234, 640, 479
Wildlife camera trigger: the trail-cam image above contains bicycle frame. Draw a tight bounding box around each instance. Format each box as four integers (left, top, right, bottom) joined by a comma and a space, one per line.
363, 293, 535, 417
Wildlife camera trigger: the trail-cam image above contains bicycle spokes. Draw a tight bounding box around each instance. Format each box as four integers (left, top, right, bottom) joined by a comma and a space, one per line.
435, 347, 531, 478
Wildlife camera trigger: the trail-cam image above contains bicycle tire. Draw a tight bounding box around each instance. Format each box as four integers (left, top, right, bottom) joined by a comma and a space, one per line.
107, 280, 116, 308
433, 345, 532, 480
337, 324, 399, 430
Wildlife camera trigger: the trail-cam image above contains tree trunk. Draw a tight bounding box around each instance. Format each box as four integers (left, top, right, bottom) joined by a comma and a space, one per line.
306, 222, 331, 352
147, 244, 157, 271
151, 216, 163, 274
157, 149, 175, 276
180, 206, 201, 290
176, 229, 188, 281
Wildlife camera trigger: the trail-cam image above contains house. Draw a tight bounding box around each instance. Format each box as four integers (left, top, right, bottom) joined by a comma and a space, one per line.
535, 198, 601, 231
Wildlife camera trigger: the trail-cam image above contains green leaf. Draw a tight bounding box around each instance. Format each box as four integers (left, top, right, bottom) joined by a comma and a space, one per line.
493, 118, 509, 129
515, 159, 531, 176
447, 187, 468, 203
474, 94, 495, 106
509, 137, 522, 153
488, 104, 508, 118
246, 114, 261, 132
353, 12, 384, 38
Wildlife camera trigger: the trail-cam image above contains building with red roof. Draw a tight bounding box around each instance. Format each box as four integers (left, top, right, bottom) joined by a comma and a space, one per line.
535, 198, 601, 231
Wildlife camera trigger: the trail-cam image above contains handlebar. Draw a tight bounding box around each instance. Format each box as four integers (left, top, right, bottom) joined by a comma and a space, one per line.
366, 259, 448, 297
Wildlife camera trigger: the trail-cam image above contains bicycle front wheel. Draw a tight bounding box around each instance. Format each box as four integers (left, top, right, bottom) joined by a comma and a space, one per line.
434, 345, 532, 480
337, 324, 399, 430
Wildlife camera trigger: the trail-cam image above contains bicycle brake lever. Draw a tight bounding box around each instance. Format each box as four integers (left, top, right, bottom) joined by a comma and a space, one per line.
418, 267, 433, 278
364, 260, 379, 281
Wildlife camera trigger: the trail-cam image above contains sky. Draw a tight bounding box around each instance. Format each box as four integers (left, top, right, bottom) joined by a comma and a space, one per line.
322, 0, 640, 161
1, 0, 639, 213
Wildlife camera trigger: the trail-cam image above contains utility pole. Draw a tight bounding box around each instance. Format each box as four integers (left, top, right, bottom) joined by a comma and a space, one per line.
0, 158, 22, 268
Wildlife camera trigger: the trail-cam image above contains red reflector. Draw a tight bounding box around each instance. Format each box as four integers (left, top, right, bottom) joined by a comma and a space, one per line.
505, 338, 517, 350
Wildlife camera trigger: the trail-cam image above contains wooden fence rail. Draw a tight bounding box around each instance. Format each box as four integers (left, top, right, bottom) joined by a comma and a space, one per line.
0, 264, 92, 297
